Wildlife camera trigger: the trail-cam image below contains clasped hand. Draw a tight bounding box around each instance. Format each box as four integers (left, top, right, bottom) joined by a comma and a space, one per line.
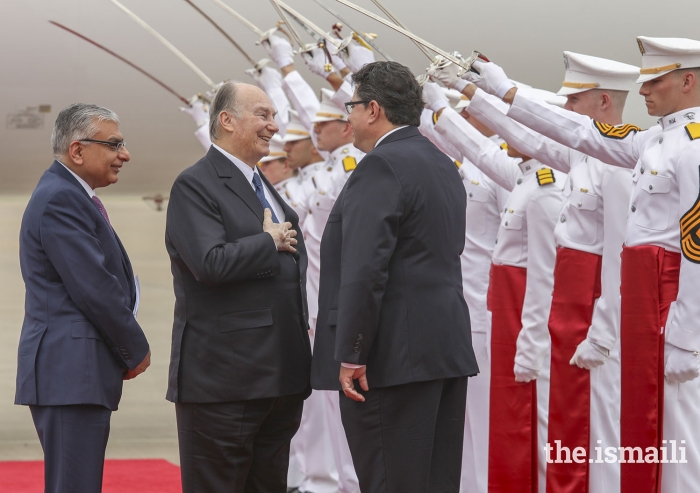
263, 208, 297, 253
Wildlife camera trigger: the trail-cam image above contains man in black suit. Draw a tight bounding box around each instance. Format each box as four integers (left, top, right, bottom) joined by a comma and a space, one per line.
165, 81, 312, 492
311, 62, 479, 492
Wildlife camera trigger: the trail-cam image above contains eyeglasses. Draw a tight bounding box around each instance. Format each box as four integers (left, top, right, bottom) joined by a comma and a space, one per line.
79, 139, 127, 153
344, 100, 371, 114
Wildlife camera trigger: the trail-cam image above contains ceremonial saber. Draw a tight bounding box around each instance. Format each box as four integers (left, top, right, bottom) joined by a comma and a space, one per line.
311, 0, 393, 61
209, 0, 265, 37
110, 0, 216, 88
49, 21, 189, 104
333, 0, 475, 71
273, 0, 351, 53
267, 0, 309, 51
368, 0, 432, 61
182, 0, 257, 66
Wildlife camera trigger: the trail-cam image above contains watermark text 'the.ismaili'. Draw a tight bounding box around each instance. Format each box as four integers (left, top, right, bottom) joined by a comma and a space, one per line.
545, 440, 688, 464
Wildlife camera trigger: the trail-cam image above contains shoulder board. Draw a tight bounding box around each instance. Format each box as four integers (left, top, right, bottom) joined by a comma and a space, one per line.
343, 156, 357, 172
454, 159, 462, 169
536, 168, 556, 186
594, 121, 641, 140
685, 122, 700, 140
681, 166, 700, 264
500, 142, 509, 150
432, 111, 439, 125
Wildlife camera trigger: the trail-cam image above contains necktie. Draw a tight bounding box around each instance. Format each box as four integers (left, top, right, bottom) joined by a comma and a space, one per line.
252, 173, 279, 223
91, 196, 112, 227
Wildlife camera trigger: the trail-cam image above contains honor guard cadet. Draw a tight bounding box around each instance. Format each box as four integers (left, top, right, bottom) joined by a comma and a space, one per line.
282, 110, 324, 228
422, 83, 510, 493
180, 96, 212, 151
456, 53, 638, 493
470, 36, 700, 493
430, 91, 564, 493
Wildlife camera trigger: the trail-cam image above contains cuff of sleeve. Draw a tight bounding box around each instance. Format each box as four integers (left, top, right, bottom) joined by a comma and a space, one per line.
341, 363, 365, 369
454, 79, 468, 92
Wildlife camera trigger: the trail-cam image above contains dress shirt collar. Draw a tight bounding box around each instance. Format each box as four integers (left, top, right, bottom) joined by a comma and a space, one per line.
375, 125, 409, 148
57, 160, 95, 197
658, 106, 700, 131
213, 143, 261, 188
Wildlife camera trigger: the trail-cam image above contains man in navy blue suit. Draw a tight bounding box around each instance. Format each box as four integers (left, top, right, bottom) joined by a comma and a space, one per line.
15, 103, 151, 493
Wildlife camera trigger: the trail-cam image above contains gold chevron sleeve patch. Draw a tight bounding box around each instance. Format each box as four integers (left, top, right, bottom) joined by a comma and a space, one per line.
454, 160, 462, 169
343, 156, 357, 172
594, 121, 641, 140
536, 168, 556, 186
680, 166, 700, 264
685, 123, 700, 140
500, 142, 509, 150
432, 112, 439, 125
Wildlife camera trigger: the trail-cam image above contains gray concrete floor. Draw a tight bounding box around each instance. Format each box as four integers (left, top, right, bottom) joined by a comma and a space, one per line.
0, 195, 180, 464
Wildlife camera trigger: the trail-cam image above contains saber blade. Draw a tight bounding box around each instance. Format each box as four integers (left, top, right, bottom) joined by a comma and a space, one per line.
208, 0, 265, 37
368, 0, 432, 60
110, 0, 215, 88
310, 0, 392, 61
273, 0, 341, 49
267, 0, 305, 48
182, 0, 256, 66
333, 0, 472, 70
49, 21, 189, 104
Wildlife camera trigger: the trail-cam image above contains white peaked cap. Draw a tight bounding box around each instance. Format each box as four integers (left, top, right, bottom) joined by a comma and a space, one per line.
519, 86, 567, 108
311, 88, 349, 123
637, 36, 700, 83
442, 87, 471, 111
258, 135, 287, 164
557, 51, 639, 96
281, 110, 311, 143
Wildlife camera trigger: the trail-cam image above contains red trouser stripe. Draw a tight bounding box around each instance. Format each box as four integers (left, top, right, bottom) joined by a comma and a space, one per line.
487, 264, 537, 493
619, 245, 679, 493
545, 248, 602, 493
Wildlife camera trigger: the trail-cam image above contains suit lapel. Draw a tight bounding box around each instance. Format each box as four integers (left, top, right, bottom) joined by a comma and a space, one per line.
113, 232, 136, 308
207, 147, 265, 222
259, 170, 299, 226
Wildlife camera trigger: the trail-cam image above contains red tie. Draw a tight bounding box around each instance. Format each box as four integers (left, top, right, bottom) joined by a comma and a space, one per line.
91, 196, 112, 227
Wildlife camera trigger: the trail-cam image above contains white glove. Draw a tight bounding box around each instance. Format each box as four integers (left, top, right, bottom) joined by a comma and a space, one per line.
470, 59, 515, 99
301, 47, 334, 79
422, 81, 449, 113
245, 65, 282, 93
665, 343, 700, 384
325, 38, 347, 72
340, 42, 375, 73
180, 98, 209, 128
426, 56, 468, 92
570, 338, 609, 370
263, 33, 294, 69
514, 362, 540, 383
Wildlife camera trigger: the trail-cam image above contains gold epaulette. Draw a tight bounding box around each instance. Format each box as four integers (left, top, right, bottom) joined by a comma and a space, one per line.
685, 122, 700, 140
594, 121, 641, 140
343, 156, 357, 172
536, 168, 556, 186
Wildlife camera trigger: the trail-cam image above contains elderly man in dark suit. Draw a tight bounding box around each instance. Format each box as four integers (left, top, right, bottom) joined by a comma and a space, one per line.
311, 62, 479, 493
16, 103, 151, 493
165, 81, 312, 492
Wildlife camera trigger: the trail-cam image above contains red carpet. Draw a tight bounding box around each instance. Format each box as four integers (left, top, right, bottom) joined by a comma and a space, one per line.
0, 459, 181, 492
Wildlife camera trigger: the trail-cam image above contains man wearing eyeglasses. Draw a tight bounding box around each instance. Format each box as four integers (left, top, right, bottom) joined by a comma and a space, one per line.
311, 61, 478, 492
15, 103, 151, 493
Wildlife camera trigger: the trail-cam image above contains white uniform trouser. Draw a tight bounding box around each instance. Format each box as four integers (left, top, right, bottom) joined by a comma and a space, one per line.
589, 345, 621, 493
460, 330, 490, 493
661, 374, 700, 491
289, 324, 338, 493
537, 344, 551, 493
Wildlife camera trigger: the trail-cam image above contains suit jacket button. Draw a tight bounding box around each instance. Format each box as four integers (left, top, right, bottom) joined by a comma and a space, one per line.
357, 334, 363, 340
353, 348, 360, 353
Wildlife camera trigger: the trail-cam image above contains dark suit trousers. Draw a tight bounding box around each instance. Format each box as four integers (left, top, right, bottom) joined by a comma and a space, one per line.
176, 392, 305, 493
340, 377, 469, 493
30, 404, 112, 493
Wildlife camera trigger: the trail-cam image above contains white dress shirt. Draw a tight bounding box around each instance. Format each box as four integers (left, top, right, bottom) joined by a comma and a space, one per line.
58, 161, 95, 197
212, 144, 285, 223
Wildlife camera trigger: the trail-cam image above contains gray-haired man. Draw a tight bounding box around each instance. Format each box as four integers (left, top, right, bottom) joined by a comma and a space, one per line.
16, 103, 151, 493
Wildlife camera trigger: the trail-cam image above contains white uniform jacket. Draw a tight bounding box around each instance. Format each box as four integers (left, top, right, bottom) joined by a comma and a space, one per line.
435, 106, 564, 371
275, 175, 309, 226
469, 89, 632, 350
507, 95, 700, 353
